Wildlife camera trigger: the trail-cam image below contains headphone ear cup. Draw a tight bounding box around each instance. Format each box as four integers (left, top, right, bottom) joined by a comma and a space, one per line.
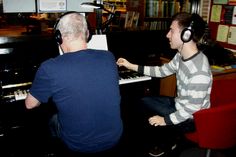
181, 28, 193, 43
86, 20, 93, 43
86, 30, 92, 43
54, 29, 63, 45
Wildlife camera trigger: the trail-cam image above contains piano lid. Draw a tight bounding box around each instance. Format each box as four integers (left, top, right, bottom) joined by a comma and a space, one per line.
0, 35, 59, 86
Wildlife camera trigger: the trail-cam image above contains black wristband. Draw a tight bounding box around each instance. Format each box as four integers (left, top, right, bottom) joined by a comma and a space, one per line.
137, 65, 144, 74
164, 115, 173, 125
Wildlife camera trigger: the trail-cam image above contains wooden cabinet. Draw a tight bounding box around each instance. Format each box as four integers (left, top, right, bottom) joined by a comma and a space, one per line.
158, 57, 236, 97
159, 57, 177, 97
213, 68, 236, 80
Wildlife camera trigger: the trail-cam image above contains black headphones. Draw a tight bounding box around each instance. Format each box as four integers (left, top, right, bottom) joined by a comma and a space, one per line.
53, 11, 91, 45
181, 21, 194, 43
54, 29, 63, 45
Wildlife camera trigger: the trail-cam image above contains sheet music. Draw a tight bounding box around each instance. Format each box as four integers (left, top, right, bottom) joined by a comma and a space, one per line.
87, 35, 108, 50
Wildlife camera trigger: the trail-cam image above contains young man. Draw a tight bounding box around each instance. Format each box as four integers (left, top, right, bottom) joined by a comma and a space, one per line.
116, 12, 212, 156
25, 12, 123, 155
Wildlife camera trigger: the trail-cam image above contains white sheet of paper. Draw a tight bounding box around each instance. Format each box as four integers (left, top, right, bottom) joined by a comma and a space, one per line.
228, 26, 236, 45
88, 35, 108, 51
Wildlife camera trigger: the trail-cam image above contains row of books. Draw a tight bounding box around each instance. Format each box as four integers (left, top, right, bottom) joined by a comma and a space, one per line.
143, 20, 170, 30
124, 11, 140, 28
145, 0, 191, 18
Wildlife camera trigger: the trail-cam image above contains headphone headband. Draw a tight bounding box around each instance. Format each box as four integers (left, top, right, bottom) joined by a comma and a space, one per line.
53, 12, 91, 45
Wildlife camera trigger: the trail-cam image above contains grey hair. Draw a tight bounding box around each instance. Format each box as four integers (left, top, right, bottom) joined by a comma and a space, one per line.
57, 13, 88, 42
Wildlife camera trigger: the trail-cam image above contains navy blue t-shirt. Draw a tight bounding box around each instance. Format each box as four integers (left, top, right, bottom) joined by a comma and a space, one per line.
29, 49, 123, 153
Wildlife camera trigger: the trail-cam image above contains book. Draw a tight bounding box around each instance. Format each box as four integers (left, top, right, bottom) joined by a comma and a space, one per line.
124, 11, 139, 29
223, 5, 234, 24
124, 11, 135, 28
228, 0, 236, 5
146, 0, 159, 17
132, 12, 139, 28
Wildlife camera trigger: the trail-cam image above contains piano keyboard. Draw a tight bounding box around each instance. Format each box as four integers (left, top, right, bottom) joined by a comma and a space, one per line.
119, 70, 152, 85
2, 89, 29, 102
1, 82, 31, 102
1, 72, 151, 102
14, 90, 29, 101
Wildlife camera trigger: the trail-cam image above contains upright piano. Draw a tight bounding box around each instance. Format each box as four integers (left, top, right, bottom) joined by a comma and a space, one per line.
0, 36, 59, 141
0, 36, 153, 102
0, 33, 158, 123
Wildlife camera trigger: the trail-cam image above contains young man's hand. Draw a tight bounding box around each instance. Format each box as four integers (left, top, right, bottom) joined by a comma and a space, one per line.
148, 115, 166, 126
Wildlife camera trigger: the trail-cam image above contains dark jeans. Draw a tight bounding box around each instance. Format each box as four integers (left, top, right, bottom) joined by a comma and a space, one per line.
48, 114, 123, 157
142, 96, 176, 117
49, 114, 61, 138
140, 96, 195, 149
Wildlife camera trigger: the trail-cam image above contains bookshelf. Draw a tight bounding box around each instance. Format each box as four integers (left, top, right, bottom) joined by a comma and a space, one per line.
126, 0, 192, 30
208, 0, 236, 51
145, 0, 191, 18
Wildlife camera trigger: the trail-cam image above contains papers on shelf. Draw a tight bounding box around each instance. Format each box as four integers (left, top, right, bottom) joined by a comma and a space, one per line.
210, 5, 222, 22
216, 25, 236, 46
216, 25, 229, 42
211, 65, 225, 72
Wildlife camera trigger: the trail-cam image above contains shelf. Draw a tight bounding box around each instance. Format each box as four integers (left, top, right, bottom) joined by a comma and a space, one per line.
104, 0, 127, 12
208, 1, 236, 51
125, 0, 192, 30
145, 0, 191, 18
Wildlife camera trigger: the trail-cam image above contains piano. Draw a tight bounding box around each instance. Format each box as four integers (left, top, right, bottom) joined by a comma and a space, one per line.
0, 36, 154, 155
0, 34, 154, 104
0, 36, 153, 132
